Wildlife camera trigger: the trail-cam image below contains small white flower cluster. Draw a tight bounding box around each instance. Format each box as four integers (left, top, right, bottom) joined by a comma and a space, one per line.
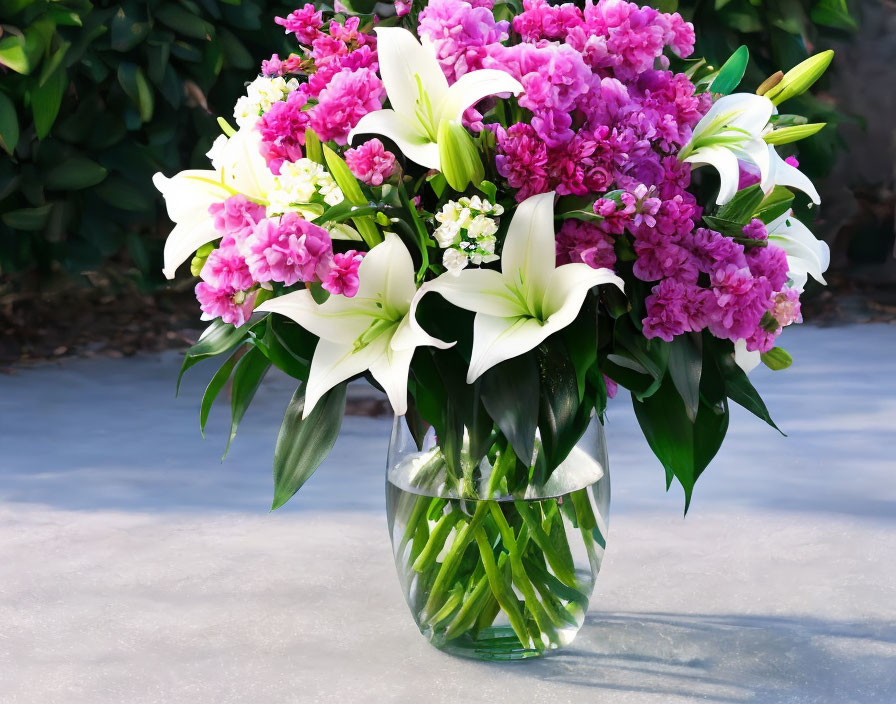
233, 76, 300, 128
267, 159, 344, 218
432, 196, 504, 275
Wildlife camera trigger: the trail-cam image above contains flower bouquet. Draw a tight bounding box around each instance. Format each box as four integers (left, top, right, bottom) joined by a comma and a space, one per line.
155, 0, 832, 660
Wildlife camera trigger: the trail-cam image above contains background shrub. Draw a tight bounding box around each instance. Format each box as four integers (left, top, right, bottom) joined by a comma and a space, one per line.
0, 0, 291, 288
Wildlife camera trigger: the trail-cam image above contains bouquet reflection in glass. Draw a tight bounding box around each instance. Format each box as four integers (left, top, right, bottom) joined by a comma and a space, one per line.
386, 417, 609, 660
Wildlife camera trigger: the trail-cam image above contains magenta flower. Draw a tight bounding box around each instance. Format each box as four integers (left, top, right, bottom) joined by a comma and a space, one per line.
200, 244, 253, 292
195, 283, 257, 327
322, 250, 365, 298
208, 195, 266, 245
275, 5, 324, 46
258, 90, 311, 173
309, 68, 384, 145
555, 220, 617, 271
344, 139, 397, 186
245, 214, 333, 286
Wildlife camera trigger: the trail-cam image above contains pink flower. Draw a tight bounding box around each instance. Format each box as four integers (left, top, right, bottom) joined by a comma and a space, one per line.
771, 288, 802, 327
200, 244, 253, 291
742, 218, 768, 240
208, 195, 266, 245
257, 90, 310, 173
395, 0, 411, 15
245, 214, 333, 286
747, 243, 790, 291
275, 5, 324, 45
555, 220, 617, 271
309, 68, 384, 144
344, 139, 397, 186
513, 0, 583, 42
707, 264, 774, 342
418, 0, 510, 82
195, 283, 257, 327
322, 250, 365, 297
642, 278, 712, 342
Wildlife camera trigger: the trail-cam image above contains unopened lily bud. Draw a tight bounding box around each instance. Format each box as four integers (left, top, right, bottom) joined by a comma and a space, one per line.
764, 123, 827, 146
765, 51, 834, 106
756, 71, 784, 96
437, 120, 484, 192
190, 243, 215, 277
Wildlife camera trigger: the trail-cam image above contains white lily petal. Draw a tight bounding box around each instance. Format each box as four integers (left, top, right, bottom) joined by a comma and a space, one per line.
738, 137, 773, 193
467, 314, 552, 383
417, 268, 527, 318
349, 110, 441, 171
304, 336, 390, 418
369, 344, 416, 416
685, 146, 741, 205
768, 148, 821, 204
154, 170, 233, 279
356, 232, 417, 309
785, 259, 810, 291
373, 27, 449, 119
767, 211, 830, 285
257, 289, 376, 344
217, 127, 276, 200
437, 69, 524, 124
541, 263, 624, 332
721, 94, 775, 132
734, 339, 762, 374
391, 314, 454, 352
327, 223, 363, 241
500, 190, 557, 300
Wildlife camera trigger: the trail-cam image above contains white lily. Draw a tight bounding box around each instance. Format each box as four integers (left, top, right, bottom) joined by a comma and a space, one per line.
412, 192, 624, 383
347, 27, 522, 173
154, 126, 275, 279
257, 233, 452, 417
766, 210, 830, 290
680, 93, 820, 206
733, 210, 829, 375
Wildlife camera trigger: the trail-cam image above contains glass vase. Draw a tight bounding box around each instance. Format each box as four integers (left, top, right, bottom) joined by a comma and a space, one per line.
385, 415, 610, 661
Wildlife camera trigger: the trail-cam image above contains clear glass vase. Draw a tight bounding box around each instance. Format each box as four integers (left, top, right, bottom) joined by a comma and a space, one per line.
385, 416, 610, 661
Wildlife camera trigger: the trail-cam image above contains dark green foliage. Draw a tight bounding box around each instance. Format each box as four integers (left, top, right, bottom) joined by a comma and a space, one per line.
0, 0, 292, 284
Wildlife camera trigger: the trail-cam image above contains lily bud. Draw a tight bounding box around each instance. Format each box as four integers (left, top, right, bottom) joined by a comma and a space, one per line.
763, 123, 827, 146
190, 243, 215, 277
764, 51, 834, 106
437, 120, 484, 192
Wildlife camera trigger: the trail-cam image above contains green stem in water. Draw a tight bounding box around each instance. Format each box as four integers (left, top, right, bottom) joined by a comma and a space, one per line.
412, 510, 461, 573
514, 500, 578, 590
473, 526, 531, 648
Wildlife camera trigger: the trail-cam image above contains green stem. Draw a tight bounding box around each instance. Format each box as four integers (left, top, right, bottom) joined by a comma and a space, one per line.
429, 583, 465, 627
399, 494, 430, 554
488, 503, 559, 644
514, 500, 578, 590
412, 510, 461, 573
421, 500, 488, 619
442, 553, 506, 639
473, 526, 531, 648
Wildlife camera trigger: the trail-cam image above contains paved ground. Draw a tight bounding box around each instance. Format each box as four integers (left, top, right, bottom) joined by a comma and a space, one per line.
1, 324, 894, 703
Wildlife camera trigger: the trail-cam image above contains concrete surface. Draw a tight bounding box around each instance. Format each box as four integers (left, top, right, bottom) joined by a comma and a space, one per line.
1, 324, 894, 703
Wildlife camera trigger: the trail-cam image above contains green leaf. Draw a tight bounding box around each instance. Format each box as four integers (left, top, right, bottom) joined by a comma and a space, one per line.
0, 92, 19, 155
0, 35, 29, 74
717, 185, 764, 224
38, 41, 71, 87
253, 316, 313, 381
632, 361, 729, 512
111, 4, 150, 52
709, 337, 783, 434
271, 383, 348, 510
177, 319, 252, 393
481, 354, 539, 466
304, 127, 323, 165
710, 45, 749, 95
562, 295, 599, 401
537, 340, 587, 474
45, 158, 108, 190
668, 334, 702, 423
811, 0, 858, 31
117, 63, 154, 122
761, 346, 793, 370
755, 187, 794, 224
2, 204, 54, 231
200, 348, 241, 435
224, 345, 271, 457
32, 69, 67, 139
154, 4, 213, 40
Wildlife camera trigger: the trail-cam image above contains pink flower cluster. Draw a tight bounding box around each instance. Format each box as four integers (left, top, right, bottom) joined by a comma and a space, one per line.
256, 15, 383, 167
344, 139, 397, 186
195, 196, 365, 325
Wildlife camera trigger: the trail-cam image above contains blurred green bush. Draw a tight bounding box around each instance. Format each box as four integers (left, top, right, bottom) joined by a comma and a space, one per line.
0, 0, 291, 288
